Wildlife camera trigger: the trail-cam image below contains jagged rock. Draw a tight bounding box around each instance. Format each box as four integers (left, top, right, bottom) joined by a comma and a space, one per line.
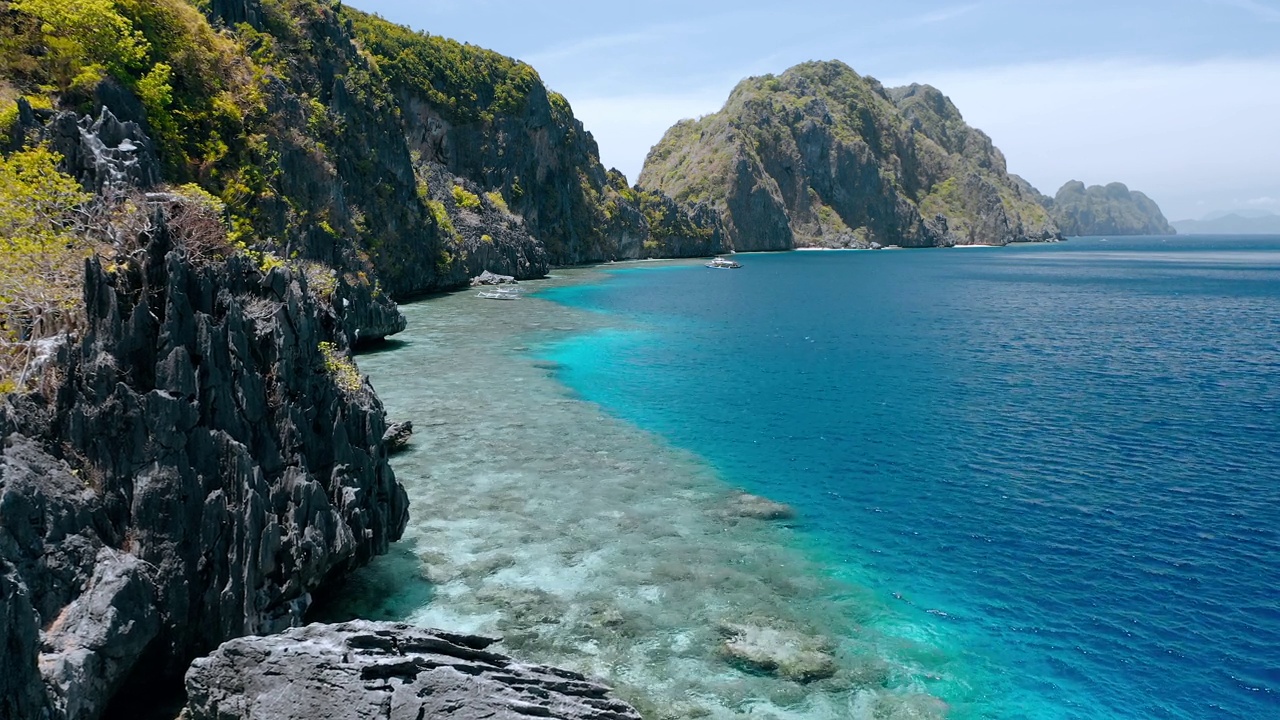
184, 622, 645, 720
724, 493, 796, 521
40, 548, 160, 720
0, 212, 409, 720
717, 622, 838, 683
471, 270, 518, 286
0, 558, 47, 720
383, 421, 413, 454
33, 105, 162, 193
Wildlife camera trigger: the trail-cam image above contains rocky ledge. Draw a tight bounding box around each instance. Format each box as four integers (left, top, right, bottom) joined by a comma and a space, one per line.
184, 621, 644, 720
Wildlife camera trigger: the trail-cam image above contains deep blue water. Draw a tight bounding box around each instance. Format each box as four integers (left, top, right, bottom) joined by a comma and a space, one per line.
538, 237, 1280, 720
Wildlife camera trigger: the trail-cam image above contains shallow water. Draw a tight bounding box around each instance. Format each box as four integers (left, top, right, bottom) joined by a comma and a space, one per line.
323, 236, 1280, 719
317, 267, 948, 718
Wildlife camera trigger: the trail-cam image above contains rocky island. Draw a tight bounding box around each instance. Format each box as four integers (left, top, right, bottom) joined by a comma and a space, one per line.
1, 1, 1072, 718
1046, 180, 1176, 236
639, 62, 1063, 250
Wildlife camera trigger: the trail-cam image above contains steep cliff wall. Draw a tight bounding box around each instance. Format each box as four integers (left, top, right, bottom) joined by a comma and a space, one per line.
639, 62, 1062, 250
0, 216, 409, 719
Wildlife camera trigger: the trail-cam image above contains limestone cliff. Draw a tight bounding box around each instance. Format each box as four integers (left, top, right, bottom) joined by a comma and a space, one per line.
638, 62, 1062, 250
0, 221, 409, 719
1048, 181, 1176, 236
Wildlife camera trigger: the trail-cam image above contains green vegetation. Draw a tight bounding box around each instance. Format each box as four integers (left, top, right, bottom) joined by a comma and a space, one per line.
318, 341, 361, 394
451, 185, 480, 210
0, 145, 94, 389
343, 7, 541, 125
427, 199, 457, 240
484, 190, 510, 215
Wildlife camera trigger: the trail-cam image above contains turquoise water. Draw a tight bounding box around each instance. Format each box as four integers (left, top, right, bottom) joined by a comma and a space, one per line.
535, 237, 1280, 719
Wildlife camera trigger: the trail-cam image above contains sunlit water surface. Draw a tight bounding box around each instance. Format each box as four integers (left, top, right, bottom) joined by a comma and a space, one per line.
322, 236, 1280, 720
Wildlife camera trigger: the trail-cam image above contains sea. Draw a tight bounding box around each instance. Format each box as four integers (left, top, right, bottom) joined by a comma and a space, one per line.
321, 235, 1280, 720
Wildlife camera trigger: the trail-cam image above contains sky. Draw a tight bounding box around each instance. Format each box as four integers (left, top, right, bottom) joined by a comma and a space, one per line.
347, 0, 1280, 221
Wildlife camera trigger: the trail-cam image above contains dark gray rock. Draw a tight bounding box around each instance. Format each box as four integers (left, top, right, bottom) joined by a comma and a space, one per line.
0, 210, 409, 720
382, 421, 413, 454
184, 622, 644, 720
41, 548, 159, 720
471, 270, 518, 286
33, 106, 162, 194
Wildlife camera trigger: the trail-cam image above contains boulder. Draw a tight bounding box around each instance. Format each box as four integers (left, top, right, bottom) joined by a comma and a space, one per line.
184, 622, 645, 720
471, 270, 518, 286
718, 622, 838, 683
383, 421, 413, 454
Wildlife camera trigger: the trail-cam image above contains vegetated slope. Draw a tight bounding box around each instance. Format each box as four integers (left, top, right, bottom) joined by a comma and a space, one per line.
1, 0, 722, 301
340, 7, 725, 268
1047, 181, 1176, 236
639, 61, 1061, 251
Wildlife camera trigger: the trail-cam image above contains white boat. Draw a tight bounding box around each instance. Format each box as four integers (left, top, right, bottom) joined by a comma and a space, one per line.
706, 256, 741, 269
477, 286, 521, 300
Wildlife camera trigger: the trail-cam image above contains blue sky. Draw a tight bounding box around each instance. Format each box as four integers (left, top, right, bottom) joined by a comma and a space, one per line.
348, 0, 1280, 220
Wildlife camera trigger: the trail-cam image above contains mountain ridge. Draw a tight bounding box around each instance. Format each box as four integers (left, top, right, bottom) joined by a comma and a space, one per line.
638, 61, 1062, 251
1046, 180, 1176, 236
1172, 212, 1280, 235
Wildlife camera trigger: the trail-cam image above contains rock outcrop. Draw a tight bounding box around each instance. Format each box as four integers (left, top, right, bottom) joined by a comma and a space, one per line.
639, 61, 1062, 250
0, 213, 409, 719
1047, 181, 1176, 236
184, 622, 644, 720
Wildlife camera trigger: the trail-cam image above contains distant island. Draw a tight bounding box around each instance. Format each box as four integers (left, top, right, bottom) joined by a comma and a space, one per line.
638, 62, 1062, 250
1044, 181, 1176, 236
1172, 211, 1280, 235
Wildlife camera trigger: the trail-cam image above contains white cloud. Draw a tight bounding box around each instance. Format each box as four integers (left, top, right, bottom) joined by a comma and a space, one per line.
522, 24, 695, 67
1246, 196, 1279, 206
911, 3, 982, 26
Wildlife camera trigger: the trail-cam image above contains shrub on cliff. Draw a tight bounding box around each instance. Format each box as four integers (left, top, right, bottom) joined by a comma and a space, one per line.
0, 145, 95, 391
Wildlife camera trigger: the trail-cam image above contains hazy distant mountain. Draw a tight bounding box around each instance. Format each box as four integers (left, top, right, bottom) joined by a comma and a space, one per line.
1046, 181, 1176, 236
1173, 212, 1280, 235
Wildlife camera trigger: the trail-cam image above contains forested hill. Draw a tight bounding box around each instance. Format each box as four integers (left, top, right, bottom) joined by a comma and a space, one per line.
1047, 181, 1175, 236
1, 0, 724, 300
638, 62, 1063, 251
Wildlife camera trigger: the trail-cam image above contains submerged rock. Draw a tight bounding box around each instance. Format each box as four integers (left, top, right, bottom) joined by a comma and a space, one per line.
724, 493, 796, 521
184, 621, 644, 720
718, 622, 838, 683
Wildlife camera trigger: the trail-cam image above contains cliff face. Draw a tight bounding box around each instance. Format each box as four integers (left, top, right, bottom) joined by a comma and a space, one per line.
0, 218, 409, 719
341, 8, 727, 269
1048, 181, 1176, 236
638, 62, 1062, 250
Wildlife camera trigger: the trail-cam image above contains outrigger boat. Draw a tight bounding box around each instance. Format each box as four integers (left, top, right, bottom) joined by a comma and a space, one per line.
706, 256, 742, 269
476, 286, 521, 300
